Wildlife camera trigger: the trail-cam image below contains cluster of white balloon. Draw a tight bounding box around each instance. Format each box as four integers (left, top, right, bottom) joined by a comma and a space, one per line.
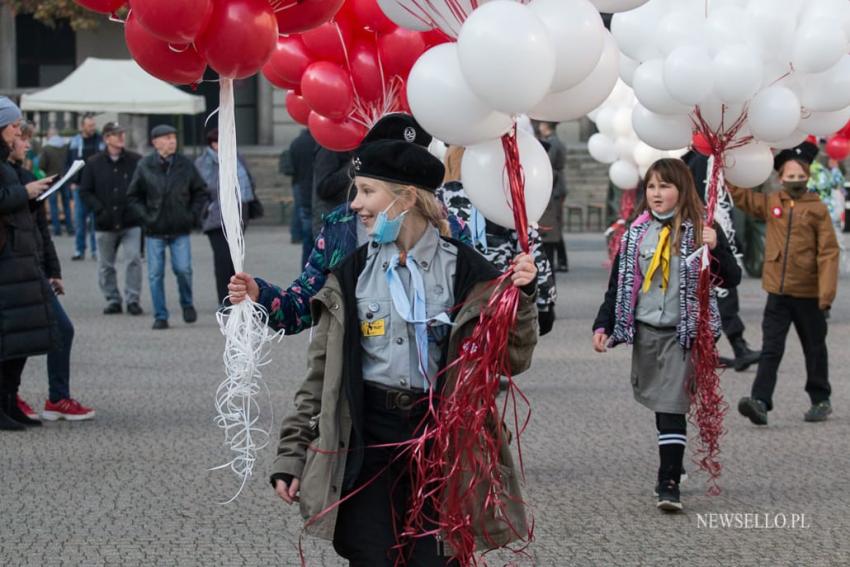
612, 0, 850, 188
406, 0, 636, 229
587, 80, 688, 189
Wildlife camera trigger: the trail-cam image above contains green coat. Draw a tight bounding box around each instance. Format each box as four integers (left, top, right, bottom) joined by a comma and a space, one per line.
270, 270, 538, 550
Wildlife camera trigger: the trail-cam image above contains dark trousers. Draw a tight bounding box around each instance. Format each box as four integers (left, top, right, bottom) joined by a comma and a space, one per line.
718, 287, 745, 340
46, 289, 73, 402
0, 357, 28, 395
295, 205, 314, 269
752, 294, 830, 410
207, 229, 236, 306
333, 389, 456, 567
656, 412, 686, 483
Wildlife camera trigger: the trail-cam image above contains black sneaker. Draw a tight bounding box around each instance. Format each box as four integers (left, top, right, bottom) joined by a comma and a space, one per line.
71, 253, 84, 261
182, 306, 197, 324
738, 397, 768, 425
804, 401, 832, 422
126, 303, 143, 316
152, 319, 169, 330
654, 470, 688, 496
734, 350, 761, 372
718, 356, 735, 368
103, 303, 122, 315
656, 480, 683, 512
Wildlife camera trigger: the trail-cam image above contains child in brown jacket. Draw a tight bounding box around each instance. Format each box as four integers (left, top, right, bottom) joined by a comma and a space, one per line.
729, 142, 839, 425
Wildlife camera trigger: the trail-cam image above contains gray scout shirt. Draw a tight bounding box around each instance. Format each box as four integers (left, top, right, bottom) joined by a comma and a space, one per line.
355, 227, 456, 391
635, 220, 681, 328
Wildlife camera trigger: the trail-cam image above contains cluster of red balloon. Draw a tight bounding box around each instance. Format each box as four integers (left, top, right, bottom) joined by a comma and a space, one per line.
261, 0, 449, 151
77, 0, 348, 83
826, 121, 850, 161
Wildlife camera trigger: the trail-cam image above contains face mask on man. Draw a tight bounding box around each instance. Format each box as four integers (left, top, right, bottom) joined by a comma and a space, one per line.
371, 199, 408, 245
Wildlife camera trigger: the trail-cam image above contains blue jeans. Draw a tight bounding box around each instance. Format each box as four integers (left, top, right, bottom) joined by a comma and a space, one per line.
49, 186, 73, 235
73, 188, 97, 255
146, 235, 193, 321
46, 288, 73, 402
298, 206, 313, 268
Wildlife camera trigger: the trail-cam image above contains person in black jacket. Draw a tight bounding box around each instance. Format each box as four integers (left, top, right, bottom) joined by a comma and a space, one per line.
11, 123, 95, 422
0, 97, 59, 431
287, 129, 318, 267
311, 147, 352, 235
127, 125, 206, 330
79, 122, 143, 316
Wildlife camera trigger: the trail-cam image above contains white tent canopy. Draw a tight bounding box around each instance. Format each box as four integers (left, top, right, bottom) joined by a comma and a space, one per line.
20, 58, 206, 115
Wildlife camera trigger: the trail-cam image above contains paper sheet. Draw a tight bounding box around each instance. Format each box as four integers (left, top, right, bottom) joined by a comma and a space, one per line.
36, 160, 85, 202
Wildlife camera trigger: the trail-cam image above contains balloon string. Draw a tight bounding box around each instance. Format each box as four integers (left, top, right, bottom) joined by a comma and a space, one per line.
500, 126, 530, 253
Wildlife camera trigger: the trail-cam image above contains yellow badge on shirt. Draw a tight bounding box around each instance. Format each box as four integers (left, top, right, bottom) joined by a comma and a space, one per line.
361, 319, 386, 337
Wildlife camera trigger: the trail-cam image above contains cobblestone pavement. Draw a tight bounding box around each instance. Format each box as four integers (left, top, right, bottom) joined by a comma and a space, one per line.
2, 229, 849, 567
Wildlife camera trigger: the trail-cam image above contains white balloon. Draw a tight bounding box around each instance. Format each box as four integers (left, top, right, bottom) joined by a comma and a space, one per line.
588, 133, 619, 164
529, 32, 620, 122
632, 104, 693, 150
376, 0, 434, 31
633, 59, 690, 115
615, 136, 639, 161
747, 0, 798, 63
723, 142, 774, 188
613, 107, 632, 138
654, 9, 707, 56
633, 141, 657, 167
458, 2, 556, 114
748, 86, 801, 143
594, 107, 617, 136
610, 1, 671, 62
800, 55, 850, 112
589, 0, 649, 11
407, 44, 513, 146
695, 95, 745, 133
705, 5, 753, 55
529, 0, 605, 92
799, 106, 850, 137
771, 130, 809, 150
462, 129, 553, 230
805, 0, 850, 43
609, 159, 640, 189
619, 53, 640, 87
428, 139, 447, 161
664, 45, 714, 107
711, 45, 762, 104
792, 18, 849, 74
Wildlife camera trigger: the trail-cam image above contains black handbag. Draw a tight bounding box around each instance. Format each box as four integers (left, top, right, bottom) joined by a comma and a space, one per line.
248, 198, 265, 220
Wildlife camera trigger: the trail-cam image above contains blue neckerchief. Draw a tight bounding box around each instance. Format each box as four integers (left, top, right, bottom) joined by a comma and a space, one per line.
386, 253, 452, 390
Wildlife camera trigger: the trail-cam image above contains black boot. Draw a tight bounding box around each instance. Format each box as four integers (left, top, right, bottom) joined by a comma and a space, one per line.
0, 404, 26, 431
1, 394, 42, 427
730, 335, 761, 372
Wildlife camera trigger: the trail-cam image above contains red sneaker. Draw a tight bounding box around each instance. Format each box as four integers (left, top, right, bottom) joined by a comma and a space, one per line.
16, 396, 40, 421
41, 398, 96, 421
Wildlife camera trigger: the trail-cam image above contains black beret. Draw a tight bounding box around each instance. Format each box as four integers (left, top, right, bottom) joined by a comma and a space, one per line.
150, 124, 177, 140
774, 141, 819, 172
361, 113, 432, 147
352, 139, 445, 192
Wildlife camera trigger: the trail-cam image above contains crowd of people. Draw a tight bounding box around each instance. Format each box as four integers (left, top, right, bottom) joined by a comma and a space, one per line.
1, 98, 844, 562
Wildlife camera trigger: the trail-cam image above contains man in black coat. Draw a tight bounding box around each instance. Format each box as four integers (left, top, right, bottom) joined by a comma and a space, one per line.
80, 122, 143, 316
311, 147, 352, 235
127, 125, 206, 330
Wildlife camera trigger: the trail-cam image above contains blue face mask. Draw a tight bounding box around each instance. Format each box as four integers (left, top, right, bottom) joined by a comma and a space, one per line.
371, 200, 408, 245
651, 209, 676, 221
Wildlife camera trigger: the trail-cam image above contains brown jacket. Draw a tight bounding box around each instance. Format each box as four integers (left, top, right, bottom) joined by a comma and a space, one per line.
270, 271, 538, 549
728, 185, 839, 309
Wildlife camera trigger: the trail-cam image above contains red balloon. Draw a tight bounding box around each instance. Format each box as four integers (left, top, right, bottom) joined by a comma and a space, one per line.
286, 91, 312, 125
308, 111, 367, 151
826, 135, 850, 161
73, 0, 124, 14
263, 36, 314, 89
301, 61, 354, 120
692, 132, 712, 156
125, 13, 207, 84
837, 120, 850, 139
128, 0, 212, 44
301, 20, 351, 65
350, 41, 383, 104
195, 0, 278, 79
349, 0, 396, 33
422, 29, 451, 47
378, 28, 426, 78
275, 0, 345, 34
262, 66, 299, 90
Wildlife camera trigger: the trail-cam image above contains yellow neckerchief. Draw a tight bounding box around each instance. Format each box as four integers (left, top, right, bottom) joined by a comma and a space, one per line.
642, 224, 671, 293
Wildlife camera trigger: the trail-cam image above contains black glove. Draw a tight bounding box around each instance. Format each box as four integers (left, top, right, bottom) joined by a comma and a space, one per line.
538, 307, 555, 336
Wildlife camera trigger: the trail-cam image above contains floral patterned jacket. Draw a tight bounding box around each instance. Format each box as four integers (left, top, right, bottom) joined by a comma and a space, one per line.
436, 181, 557, 310
255, 203, 471, 334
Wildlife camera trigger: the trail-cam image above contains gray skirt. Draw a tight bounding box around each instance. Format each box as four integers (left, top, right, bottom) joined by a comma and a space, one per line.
630, 323, 694, 414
